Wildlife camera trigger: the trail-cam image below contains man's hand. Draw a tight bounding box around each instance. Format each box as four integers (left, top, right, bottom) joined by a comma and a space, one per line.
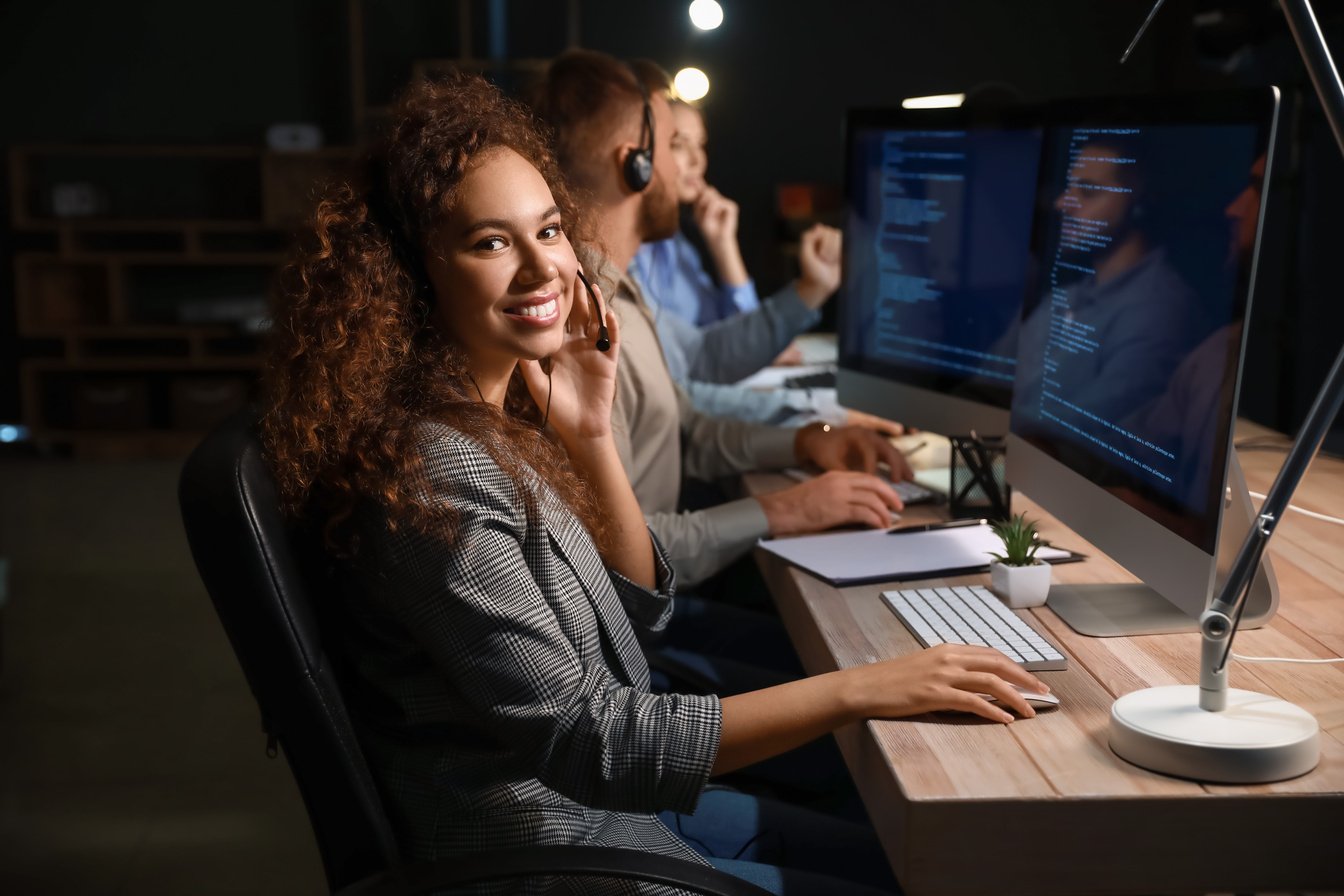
795, 223, 843, 308
843, 407, 909, 438
771, 343, 804, 366
756, 471, 902, 536
794, 422, 914, 481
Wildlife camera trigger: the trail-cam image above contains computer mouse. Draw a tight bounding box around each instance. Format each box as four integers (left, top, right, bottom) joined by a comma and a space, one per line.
986, 686, 1060, 712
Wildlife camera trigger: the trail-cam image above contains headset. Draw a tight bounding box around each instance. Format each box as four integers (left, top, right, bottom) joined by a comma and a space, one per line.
576, 270, 611, 352
623, 74, 655, 193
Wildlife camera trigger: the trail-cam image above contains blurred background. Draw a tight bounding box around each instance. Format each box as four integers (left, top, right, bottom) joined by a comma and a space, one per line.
0, 1, 1341, 892
2, 0, 1343, 454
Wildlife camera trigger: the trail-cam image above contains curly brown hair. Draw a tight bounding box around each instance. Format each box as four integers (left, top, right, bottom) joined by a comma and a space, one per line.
260, 71, 606, 552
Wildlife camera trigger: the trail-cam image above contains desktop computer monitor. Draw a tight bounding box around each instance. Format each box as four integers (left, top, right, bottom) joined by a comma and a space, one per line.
1007, 89, 1282, 636
836, 107, 1043, 435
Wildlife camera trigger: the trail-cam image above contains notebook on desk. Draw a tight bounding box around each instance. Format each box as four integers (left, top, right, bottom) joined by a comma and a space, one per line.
757, 521, 1079, 587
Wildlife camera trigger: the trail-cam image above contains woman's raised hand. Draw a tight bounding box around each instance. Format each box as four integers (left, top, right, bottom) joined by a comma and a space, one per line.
519, 271, 619, 447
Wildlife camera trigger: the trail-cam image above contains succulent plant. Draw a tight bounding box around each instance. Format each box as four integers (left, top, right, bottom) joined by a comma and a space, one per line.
988, 512, 1042, 567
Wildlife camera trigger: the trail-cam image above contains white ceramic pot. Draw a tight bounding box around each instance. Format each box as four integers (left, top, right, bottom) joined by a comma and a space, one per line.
989, 560, 1051, 609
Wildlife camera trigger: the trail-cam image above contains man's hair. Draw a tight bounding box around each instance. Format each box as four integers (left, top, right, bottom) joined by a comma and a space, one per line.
531, 49, 670, 194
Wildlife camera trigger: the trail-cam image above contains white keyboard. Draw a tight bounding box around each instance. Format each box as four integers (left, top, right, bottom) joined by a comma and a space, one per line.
881, 585, 1069, 671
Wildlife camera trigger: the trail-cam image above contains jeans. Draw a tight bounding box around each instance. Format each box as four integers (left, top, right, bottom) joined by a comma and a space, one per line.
659, 787, 901, 896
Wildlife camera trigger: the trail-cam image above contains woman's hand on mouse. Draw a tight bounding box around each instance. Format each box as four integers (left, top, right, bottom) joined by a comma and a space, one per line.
844, 644, 1049, 724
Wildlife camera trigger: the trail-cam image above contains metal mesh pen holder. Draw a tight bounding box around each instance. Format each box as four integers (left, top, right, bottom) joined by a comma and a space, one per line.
948, 434, 1011, 521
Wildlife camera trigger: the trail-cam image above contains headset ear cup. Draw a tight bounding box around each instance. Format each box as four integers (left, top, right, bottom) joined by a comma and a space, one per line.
624, 148, 652, 192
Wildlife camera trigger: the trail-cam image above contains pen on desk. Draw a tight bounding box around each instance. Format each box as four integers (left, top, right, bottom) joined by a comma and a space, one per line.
887, 518, 986, 535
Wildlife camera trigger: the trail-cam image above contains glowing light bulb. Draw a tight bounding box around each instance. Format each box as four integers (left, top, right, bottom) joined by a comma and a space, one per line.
674, 67, 710, 102
688, 0, 724, 31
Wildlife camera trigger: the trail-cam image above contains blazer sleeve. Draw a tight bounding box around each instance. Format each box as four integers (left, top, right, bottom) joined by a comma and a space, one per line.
374, 435, 720, 813
607, 525, 679, 633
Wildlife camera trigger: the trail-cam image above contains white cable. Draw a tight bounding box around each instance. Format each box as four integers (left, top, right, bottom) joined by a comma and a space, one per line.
1247, 490, 1344, 526
1232, 652, 1344, 665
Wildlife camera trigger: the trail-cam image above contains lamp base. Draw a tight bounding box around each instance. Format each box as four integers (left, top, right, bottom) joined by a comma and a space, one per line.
1109, 685, 1319, 783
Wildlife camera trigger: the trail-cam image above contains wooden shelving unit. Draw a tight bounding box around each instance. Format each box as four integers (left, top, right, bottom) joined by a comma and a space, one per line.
7, 1, 580, 457
9, 144, 353, 457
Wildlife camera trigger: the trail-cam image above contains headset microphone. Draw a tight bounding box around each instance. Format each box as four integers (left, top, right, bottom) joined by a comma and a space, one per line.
576, 270, 611, 352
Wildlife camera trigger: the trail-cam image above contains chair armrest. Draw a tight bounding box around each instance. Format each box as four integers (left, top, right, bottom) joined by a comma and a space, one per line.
334, 844, 775, 896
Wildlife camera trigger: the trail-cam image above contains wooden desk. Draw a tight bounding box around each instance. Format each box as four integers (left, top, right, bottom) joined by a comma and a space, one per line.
747, 424, 1344, 896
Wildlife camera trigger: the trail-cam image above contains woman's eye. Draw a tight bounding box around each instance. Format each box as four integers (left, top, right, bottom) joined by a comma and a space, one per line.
539, 223, 563, 240
474, 236, 506, 251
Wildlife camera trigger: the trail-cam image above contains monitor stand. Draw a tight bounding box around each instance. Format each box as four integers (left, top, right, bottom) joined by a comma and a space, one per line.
1045, 454, 1280, 637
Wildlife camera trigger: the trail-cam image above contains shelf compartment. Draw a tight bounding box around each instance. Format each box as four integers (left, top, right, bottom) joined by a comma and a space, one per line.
169, 374, 254, 431
261, 151, 355, 227
29, 366, 258, 434
78, 336, 194, 360
36, 372, 153, 431
201, 334, 265, 357
15, 258, 112, 330
197, 230, 292, 254
123, 264, 274, 327
70, 231, 187, 254
15, 150, 263, 224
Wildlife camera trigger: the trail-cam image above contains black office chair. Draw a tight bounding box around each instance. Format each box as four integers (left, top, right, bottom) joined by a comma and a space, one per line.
178, 412, 771, 896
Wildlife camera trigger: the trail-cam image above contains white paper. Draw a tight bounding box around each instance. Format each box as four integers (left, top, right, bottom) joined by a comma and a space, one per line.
757, 522, 1072, 586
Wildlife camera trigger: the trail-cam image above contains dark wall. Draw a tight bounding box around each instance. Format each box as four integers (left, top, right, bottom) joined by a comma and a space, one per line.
2, 0, 1340, 445
582, 0, 1164, 289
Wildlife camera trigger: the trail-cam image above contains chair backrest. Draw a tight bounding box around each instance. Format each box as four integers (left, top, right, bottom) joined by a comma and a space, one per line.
178, 411, 400, 892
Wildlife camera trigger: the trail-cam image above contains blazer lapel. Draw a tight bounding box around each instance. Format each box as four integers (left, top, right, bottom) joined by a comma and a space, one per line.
541, 498, 650, 689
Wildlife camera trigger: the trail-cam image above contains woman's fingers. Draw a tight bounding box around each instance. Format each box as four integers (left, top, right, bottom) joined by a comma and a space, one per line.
570, 271, 594, 333
957, 691, 1019, 724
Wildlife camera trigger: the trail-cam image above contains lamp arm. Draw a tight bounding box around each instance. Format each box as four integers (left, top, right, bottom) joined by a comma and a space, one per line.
1282, 0, 1344, 155
1198, 0, 1344, 712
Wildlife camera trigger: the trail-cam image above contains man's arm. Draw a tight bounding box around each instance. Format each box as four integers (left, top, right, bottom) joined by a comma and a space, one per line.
673, 284, 822, 384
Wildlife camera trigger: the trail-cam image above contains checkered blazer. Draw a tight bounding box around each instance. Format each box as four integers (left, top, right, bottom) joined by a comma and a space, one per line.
340, 422, 723, 894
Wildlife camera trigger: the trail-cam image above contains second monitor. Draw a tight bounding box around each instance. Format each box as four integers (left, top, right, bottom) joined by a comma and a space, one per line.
836, 107, 1042, 436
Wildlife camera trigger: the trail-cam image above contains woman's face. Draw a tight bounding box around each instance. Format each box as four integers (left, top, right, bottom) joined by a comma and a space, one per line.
670, 103, 708, 205
426, 147, 579, 376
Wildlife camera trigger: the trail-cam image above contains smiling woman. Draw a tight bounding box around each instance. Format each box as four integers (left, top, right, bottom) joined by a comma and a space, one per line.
254, 69, 1029, 896
260, 74, 611, 557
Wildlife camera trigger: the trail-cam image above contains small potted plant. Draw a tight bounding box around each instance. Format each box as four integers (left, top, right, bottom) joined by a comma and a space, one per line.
988, 513, 1051, 609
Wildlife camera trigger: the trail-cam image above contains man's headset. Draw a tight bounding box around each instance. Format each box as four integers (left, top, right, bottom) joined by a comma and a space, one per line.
623, 73, 655, 193
570, 64, 651, 351
576, 270, 611, 352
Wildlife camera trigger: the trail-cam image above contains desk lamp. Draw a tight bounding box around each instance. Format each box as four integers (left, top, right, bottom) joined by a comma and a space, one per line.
1106, 0, 1340, 784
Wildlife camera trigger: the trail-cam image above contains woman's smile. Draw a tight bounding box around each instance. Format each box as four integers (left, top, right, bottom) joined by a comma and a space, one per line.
504, 292, 561, 324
